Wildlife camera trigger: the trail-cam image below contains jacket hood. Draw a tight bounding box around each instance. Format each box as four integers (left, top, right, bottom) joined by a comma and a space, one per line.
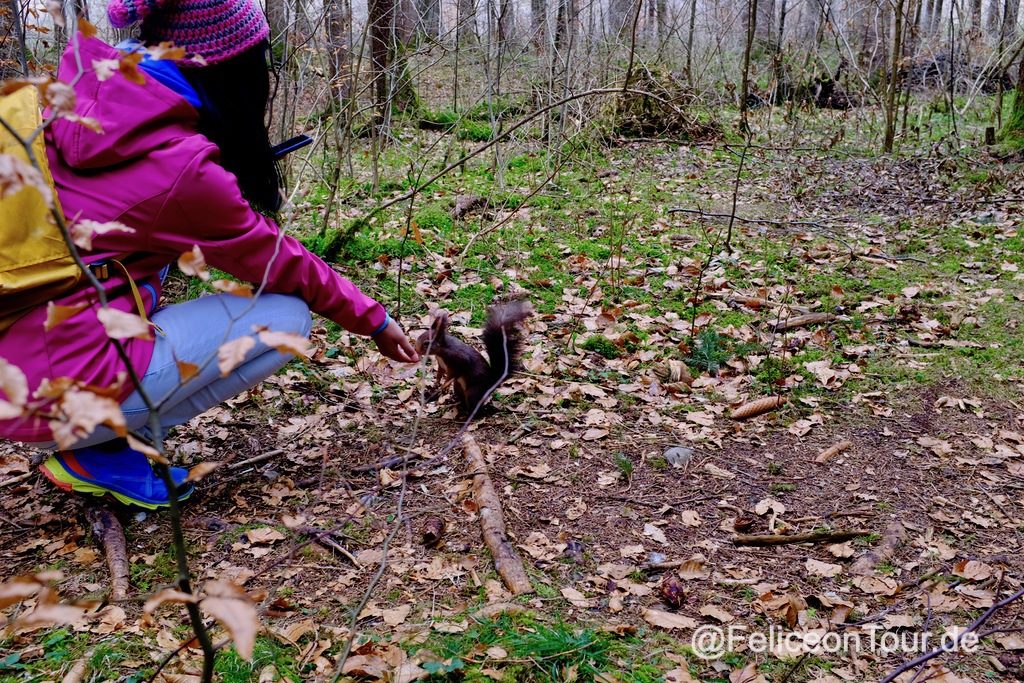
49, 35, 198, 170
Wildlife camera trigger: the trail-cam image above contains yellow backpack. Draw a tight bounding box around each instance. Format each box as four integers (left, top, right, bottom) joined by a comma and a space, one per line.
0, 85, 82, 332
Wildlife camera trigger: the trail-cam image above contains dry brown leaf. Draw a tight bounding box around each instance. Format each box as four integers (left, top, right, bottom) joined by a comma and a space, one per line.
679, 510, 702, 527
699, 604, 735, 623
852, 575, 899, 595
805, 559, 843, 578
51, 388, 127, 449
201, 581, 258, 660
16, 603, 87, 632
244, 528, 286, 545
394, 662, 429, 683
382, 604, 412, 626
663, 667, 699, 683
97, 308, 152, 341
643, 523, 668, 545
731, 395, 785, 420
118, 51, 146, 85
92, 59, 119, 81
143, 588, 197, 618
212, 280, 254, 298
70, 219, 134, 250
177, 360, 200, 383
0, 574, 47, 609
342, 655, 388, 678
952, 559, 993, 581
218, 336, 256, 377
642, 608, 697, 630
127, 434, 169, 465
996, 633, 1024, 650
177, 245, 209, 280
677, 558, 710, 580
257, 330, 311, 357
0, 153, 53, 207
730, 663, 768, 683
560, 587, 592, 608
186, 462, 221, 483
0, 358, 29, 419
44, 302, 89, 331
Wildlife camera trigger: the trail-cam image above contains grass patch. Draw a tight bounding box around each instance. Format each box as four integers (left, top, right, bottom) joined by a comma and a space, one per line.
412, 613, 665, 683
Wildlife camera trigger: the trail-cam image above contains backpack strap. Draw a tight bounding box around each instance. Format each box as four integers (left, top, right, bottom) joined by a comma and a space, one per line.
89, 259, 158, 332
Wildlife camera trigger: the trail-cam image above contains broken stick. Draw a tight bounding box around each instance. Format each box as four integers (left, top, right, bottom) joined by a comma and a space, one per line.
733, 529, 870, 547
815, 439, 853, 464
463, 435, 533, 595
86, 505, 129, 602
773, 312, 831, 332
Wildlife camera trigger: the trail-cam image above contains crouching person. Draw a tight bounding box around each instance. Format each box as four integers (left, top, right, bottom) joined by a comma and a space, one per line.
0, 3, 418, 508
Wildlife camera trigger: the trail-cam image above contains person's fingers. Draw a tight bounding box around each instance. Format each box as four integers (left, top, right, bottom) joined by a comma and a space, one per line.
398, 336, 419, 361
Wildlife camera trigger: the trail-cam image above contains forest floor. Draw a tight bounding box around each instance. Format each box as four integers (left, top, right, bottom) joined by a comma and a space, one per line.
1, 105, 1023, 683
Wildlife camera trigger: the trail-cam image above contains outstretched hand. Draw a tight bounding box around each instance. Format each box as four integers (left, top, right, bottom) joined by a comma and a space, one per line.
373, 318, 420, 363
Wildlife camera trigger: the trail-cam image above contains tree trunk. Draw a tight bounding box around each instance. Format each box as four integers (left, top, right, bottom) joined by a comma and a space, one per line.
555, 0, 575, 48
609, 0, 633, 37
739, 0, 757, 131
265, 0, 289, 51
418, 0, 441, 36
498, 0, 514, 43
684, 0, 698, 83
1, 0, 27, 79
884, 0, 906, 152
326, 0, 351, 105
969, 0, 982, 31
656, 0, 668, 42
1000, 55, 1024, 140
858, 0, 881, 71
985, 0, 1002, 36
458, 0, 477, 42
1001, 0, 1021, 45
531, 0, 546, 46
755, 0, 775, 46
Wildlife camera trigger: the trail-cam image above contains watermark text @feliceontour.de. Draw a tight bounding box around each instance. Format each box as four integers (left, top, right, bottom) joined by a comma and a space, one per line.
689, 624, 981, 660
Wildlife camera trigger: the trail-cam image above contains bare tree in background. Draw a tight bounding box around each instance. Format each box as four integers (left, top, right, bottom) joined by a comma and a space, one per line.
532, 0, 547, 47
326, 0, 352, 105
458, 0, 478, 42
1, 0, 27, 79
419, 0, 441, 36
756, 0, 775, 47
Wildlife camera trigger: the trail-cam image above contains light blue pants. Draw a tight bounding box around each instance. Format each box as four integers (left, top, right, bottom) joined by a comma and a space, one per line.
42, 293, 312, 449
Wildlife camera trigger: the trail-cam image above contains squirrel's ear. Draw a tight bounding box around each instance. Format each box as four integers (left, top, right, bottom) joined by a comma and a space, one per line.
430, 311, 449, 334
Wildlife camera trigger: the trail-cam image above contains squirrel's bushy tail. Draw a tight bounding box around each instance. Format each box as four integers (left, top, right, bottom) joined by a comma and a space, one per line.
481, 300, 533, 385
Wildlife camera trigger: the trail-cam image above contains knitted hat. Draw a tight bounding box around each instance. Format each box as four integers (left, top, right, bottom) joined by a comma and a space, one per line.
107, 0, 270, 66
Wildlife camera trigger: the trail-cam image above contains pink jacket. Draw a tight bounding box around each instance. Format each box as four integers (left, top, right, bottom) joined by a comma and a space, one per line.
0, 36, 385, 442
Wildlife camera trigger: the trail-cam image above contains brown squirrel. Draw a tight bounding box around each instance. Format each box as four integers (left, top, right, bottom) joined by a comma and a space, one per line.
415, 301, 533, 415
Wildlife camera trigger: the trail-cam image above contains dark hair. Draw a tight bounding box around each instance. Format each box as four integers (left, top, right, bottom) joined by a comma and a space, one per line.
178, 41, 282, 213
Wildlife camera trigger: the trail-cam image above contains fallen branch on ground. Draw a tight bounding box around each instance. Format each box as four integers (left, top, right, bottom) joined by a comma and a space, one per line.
463, 435, 533, 595
86, 505, 129, 602
880, 586, 1024, 683
773, 312, 832, 332
733, 529, 871, 546
296, 526, 360, 567
225, 449, 283, 472
815, 439, 853, 464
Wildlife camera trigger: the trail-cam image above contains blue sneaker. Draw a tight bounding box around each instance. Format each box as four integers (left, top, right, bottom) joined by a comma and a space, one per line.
39, 442, 194, 510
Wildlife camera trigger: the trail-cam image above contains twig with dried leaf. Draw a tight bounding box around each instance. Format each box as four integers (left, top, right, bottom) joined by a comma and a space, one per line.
880, 586, 1024, 683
